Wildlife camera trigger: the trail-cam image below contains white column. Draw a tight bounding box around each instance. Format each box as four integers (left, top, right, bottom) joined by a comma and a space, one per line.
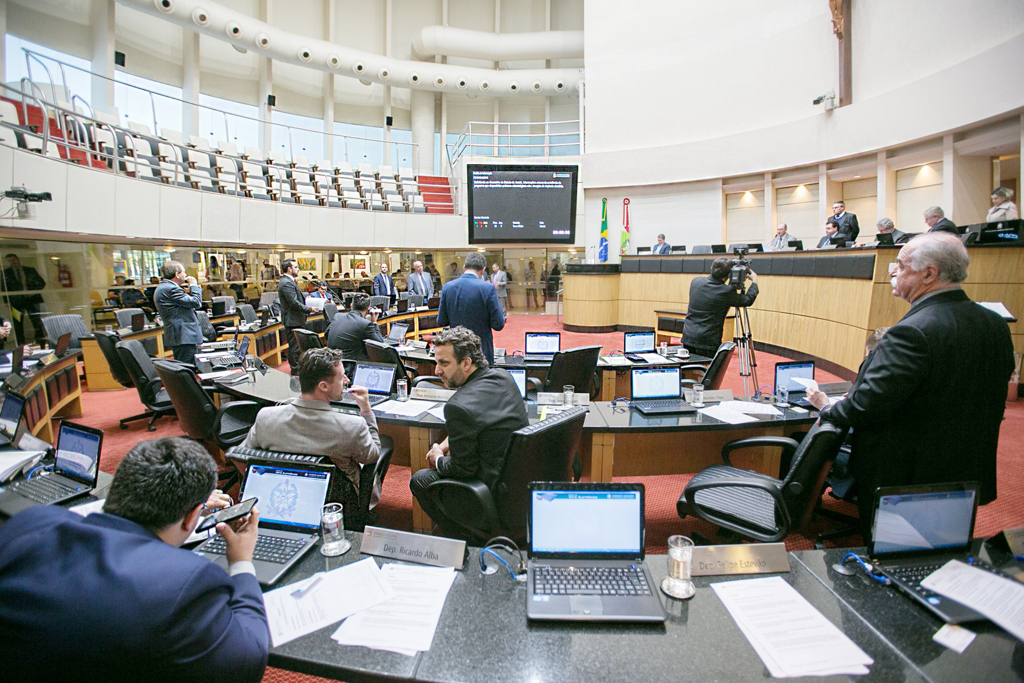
258, 0, 273, 154
764, 173, 776, 240
410, 89, 435, 176
944, 132, 991, 224
322, 0, 336, 163
876, 151, 896, 224
91, 0, 116, 113
439, 93, 448, 174
383, 0, 392, 167
0, 2, 7, 90
182, 30, 200, 138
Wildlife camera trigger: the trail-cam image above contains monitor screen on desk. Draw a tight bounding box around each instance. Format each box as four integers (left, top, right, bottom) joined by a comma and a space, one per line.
630, 367, 681, 400
54, 421, 102, 485
352, 362, 397, 396
530, 487, 642, 555
870, 485, 977, 556
525, 333, 560, 355
502, 368, 527, 399
0, 391, 25, 439
242, 464, 330, 532
624, 332, 655, 354
775, 361, 814, 394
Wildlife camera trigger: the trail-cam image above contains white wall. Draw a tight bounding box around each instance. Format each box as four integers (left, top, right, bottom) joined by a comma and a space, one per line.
776, 184, 819, 242
896, 163, 944, 232
842, 177, 878, 237
726, 191, 763, 245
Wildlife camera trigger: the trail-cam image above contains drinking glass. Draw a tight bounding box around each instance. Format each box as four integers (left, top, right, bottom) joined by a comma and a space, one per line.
692, 383, 705, 407
396, 378, 409, 401
563, 384, 575, 406
104, 324, 113, 333
320, 503, 350, 556
662, 535, 695, 599
659, 341, 669, 356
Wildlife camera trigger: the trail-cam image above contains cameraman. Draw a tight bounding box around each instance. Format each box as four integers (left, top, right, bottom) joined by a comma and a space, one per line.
682, 257, 759, 359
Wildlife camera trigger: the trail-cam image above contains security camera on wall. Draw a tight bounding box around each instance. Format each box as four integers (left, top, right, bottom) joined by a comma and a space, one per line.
813, 90, 837, 111
3, 187, 52, 220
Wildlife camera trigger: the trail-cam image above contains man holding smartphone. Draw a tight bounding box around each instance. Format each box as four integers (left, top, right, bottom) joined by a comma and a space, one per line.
0, 437, 269, 682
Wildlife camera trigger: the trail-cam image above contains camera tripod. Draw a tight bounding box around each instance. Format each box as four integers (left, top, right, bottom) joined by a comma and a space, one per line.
731, 304, 759, 398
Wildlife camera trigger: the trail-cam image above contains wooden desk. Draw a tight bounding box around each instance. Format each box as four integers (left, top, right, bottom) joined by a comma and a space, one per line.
80, 327, 170, 391
13, 352, 84, 443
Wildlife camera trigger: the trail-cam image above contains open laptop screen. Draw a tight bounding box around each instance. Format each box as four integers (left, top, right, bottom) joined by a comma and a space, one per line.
503, 368, 527, 398
0, 392, 25, 439
631, 367, 681, 400
242, 464, 330, 532
352, 363, 397, 396
530, 488, 642, 555
525, 333, 560, 355
624, 332, 655, 353
236, 336, 251, 360
388, 322, 409, 342
870, 486, 977, 556
54, 422, 102, 485
775, 361, 814, 394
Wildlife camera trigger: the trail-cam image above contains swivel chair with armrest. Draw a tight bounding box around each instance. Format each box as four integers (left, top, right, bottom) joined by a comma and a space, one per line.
114, 308, 159, 355
676, 420, 848, 542
237, 303, 257, 324
41, 314, 90, 350
293, 328, 324, 355
679, 341, 736, 391
365, 340, 418, 384
421, 406, 588, 544
323, 302, 339, 322
523, 345, 602, 400
195, 310, 219, 343
225, 436, 395, 532
101, 335, 174, 430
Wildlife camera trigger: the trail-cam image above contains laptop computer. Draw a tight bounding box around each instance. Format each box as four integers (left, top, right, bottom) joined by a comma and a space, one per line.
194, 461, 331, 586
211, 300, 227, 317
427, 296, 440, 309
260, 308, 270, 327
624, 331, 656, 363
526, 482, 665, 622
775, 361, 815, 406
208, 336, 250, 369
131, 311, 146, 332
502, 367, 528, 399
0, 421, 103, 516
384, 322, 410, 346
524, 332, 560, 362
875, 233, 895, 246
334, 361, 397, 407
868, 482, 992, 624
0, 391, 26, 447
711, 244, 727, 254
631, 367, 695, 415
396, 298, 409, 313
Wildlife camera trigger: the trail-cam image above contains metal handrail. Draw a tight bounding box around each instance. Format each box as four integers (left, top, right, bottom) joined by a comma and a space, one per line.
447, 119, 581, 167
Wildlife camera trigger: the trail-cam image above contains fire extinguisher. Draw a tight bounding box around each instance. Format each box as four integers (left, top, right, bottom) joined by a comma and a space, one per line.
57, 262, 73, 288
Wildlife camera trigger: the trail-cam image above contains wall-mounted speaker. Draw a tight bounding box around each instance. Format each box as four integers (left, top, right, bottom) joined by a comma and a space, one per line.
385, 115, 393, 127
267, 94, 276, 107
114, 51, 126, 67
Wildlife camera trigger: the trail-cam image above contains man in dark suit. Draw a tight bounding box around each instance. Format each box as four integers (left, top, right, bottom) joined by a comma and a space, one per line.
437, 252, 505, 365
409, 326, 529, 538
816, 218, 841, 248
652, 234, 671, 255
327, 293, 384, 362
682, 257, 759, 359
832, 200, 860, 242
874, 217, 909, 244
923, 206, 959, 235
406, 260, 434, 299
154, 260, 204, 364
807, 234, 1015, 540
3, 253, 46, 344
279, 258, 312, 375
0, 437, 269, 682
372, 263, 396, 304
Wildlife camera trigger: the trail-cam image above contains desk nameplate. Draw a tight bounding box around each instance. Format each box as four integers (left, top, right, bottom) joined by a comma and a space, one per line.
361, 525, 466, 570
691, 543, 790, 576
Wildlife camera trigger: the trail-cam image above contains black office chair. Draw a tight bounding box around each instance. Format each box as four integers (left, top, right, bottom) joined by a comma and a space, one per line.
113, 339, 176, 431
525, 345, 602, 399
690, 245, 712, 255
294, 329, 324, 355
195, 310, 219, 343
41, 314, 90, 350
421, 406, 587, 543
324, 302, 339, 322
114, 307, 158, 355
676, 420, 848, 542
237, 303, 257, 324
225, 436, 395, 532
365, 340, 418, 383
679, 341, 736, 391
152, 359, 259, 481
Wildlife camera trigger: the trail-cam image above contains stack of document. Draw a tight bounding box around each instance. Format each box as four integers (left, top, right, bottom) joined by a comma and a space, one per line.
713, 577, 873, 677
332, 564, 457, 656
697, 404, 758, 425
636, 352, 673, 364
373, 399, 437, 418
600, 355, 631, 366
719, 401, 782, 417
0, 450, 46, 482
921, 560, 1024, 642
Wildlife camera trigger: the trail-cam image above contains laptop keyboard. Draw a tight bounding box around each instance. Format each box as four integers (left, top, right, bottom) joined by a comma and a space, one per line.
635, 399, 688, 410
524, 355, 554, 362
886, 558, 997, 596
14, 475, 82, 503
533, 566, 651, 596
334, 394, 390, 407
202, 534, 308, 564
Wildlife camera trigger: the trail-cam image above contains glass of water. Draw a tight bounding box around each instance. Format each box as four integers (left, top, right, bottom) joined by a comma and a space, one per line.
396, 378, 409, 401
692, 383, 705, 407
320, 503, 350, 556
563, 384, 575, 406
777, 384, 789, 405
662, 535, 695, 599
659, 341, 669, 356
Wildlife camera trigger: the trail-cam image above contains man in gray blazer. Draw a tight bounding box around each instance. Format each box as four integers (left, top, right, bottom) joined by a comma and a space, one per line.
406, 260, 434, 300
154, 260, 204, 364
490, 263, 508, 317
278, 259, 311, 375
243, 347, 381, 523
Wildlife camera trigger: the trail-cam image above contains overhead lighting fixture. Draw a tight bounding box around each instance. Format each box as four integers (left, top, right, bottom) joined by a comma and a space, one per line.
49, 256, 60, 262
384, 249, 392, 253
301, 250, 311, 255
414, 251, 422, 255
236, 249, 246, 254
359, 250, 368, 255
163, 247, 176, 253
742, 191, 752, 199
853, 175, 861, 179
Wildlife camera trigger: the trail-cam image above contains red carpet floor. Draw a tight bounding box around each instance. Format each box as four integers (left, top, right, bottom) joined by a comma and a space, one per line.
78, 314, 1024, 683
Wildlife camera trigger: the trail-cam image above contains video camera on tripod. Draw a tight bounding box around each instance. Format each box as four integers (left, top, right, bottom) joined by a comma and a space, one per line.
729, 246, 753, 293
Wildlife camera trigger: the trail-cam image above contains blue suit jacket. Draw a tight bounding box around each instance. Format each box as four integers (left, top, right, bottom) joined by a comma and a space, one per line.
154, 279, 204, 347
653, 242, 671, 255
0, 506, 269, 682
373, 274, 395, 297
437, 271, 505, 365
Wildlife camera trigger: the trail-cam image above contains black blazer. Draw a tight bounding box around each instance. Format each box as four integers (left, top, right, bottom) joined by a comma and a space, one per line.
835, 211, 859, 241
928, 218, 959, 236
821, 288, 1014, 507
892, 229, 910, 244
278, 276, 310, 328
682, 276, 758, 353
326, 310, 384, 361
816, 234, 833, 249
436, 367, 529, 490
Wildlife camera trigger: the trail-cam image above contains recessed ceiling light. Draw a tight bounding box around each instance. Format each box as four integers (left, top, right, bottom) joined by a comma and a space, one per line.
163, 247, 176, 253
301, 250, 311, 255
853, 175, 861, 179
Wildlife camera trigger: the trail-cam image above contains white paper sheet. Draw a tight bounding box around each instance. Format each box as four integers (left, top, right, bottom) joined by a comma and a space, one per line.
978, 301, 1015, 320
921, 560, 1024, 643
68, 498, 105, 516
790, 377, 819, 392
637, 352, 673, 364
600, 355, 631, 366
425, 405, 447, 422
712, 576, 873, 678
373, 400, 437, 417
263, 557, 396, 647
698, 404, 759, 425
198, 369, 246, 381
719, 401, 782, 416
332, 564, 456, 655
0, 450, 45, 481
933, 624, 976, 654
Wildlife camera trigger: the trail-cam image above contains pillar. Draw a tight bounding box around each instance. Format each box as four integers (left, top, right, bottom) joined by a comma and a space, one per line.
944, 133, 991, 225
410, 89, 435, 176
763, 173, 776, 240
876, 151, 896, 224
258, 0, 273, 154
182, 30, 200, 138
322, 0, 336, 163
90, 0, 115, 113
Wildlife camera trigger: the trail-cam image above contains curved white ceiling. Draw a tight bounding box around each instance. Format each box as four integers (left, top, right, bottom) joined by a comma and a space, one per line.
411, 26, 584, 62
115, 0, 584, 96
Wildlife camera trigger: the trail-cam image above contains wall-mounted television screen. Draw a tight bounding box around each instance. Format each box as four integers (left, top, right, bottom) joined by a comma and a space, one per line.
467, 164, 578, 244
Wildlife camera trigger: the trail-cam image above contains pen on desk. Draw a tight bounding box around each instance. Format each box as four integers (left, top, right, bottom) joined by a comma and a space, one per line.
291, 574, 324, 597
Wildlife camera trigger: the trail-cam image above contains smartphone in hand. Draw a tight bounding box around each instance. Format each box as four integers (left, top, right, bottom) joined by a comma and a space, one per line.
195, 497, 257, 533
